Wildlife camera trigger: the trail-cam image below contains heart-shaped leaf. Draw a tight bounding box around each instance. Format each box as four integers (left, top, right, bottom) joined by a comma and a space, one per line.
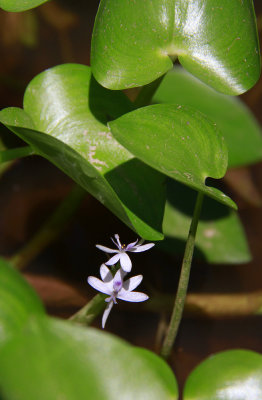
153, 67, 262, 168
0, 257, 44, 344
159, 180, 250, 264
91, 0, 260, 94
0, 0, 48, 12
0, 64, 165, 240
109, 104, 236, 209
183, 349, 262, 400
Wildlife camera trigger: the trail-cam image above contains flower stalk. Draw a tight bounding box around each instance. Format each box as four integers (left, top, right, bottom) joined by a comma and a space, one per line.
160, 191, 204, 359
69, 293, 107, 326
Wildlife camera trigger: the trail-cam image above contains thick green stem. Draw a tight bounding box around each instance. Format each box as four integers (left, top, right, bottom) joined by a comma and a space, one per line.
160, 191, 204, 359
69, 294, 107, 326
0, 146, 34, 163
133, 75, 165, 108
9, 185, 86, 270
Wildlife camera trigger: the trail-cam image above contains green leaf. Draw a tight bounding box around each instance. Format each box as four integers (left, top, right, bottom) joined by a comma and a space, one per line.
0, 64, 165, 240
91, 0, 260, 94
159, 180, 250, 264
153, 67, 262, 168
0, 0, 48, 12
183, 349, 262, 400
0, 318, 179, 400
109, 104, 236, 209
0, 257, 44, 345
0, 255, 178, 399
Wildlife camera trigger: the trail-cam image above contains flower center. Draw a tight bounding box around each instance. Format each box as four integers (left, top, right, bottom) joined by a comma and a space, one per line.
113, 279, 122, 292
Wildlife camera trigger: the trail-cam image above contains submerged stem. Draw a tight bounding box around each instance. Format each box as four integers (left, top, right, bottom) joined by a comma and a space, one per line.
10, 185, 86, 270
160, 191, 204, 359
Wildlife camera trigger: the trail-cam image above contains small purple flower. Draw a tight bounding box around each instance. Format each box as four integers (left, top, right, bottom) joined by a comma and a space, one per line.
87, 264, 149, 328
96, 234, 155, 272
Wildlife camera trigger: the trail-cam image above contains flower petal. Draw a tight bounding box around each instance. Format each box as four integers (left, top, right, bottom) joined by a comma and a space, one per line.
125, 239, 138, 251
130, 243, 155, 253
100, 264, 113, 283
119, 253, 132, 272
123, 275, 143, 291
87, 276, 112, 295
96, 244, 117, 254
113, 268, 122, 282
117, 290, 149, 302
102, 300, 114, 328
105, 253, 121, 266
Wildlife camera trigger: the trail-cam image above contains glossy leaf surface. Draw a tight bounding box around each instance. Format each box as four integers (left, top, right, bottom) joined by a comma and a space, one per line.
0, 258, 178, 399
160, 180, 250, 264
184, 349, 262, 400
109, 104, 236, 209
91, 0, 260, 94
153, 67, 262, 168
0, 257, 44, 344
0, 0, 48, 12
0, 64, 165, 240
0, 318, 178, 400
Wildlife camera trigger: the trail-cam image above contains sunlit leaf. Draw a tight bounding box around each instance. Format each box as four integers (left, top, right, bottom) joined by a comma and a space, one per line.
0, 0, 48, 12
0, 318, 179, 400
153, 67, 262, 168
184, 349, 262, 400
91, 0, 260, 94
109, 104, 236, 209
0, 64, 165, 240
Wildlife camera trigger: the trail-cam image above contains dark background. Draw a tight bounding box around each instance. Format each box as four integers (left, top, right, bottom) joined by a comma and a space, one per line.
0, 0, 262, 392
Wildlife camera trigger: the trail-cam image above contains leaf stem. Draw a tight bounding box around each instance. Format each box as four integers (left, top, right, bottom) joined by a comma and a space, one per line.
0, 146, 34, 163
160, 191, 204, 359
9, 185, 86, 270
133, 75, 165, 108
